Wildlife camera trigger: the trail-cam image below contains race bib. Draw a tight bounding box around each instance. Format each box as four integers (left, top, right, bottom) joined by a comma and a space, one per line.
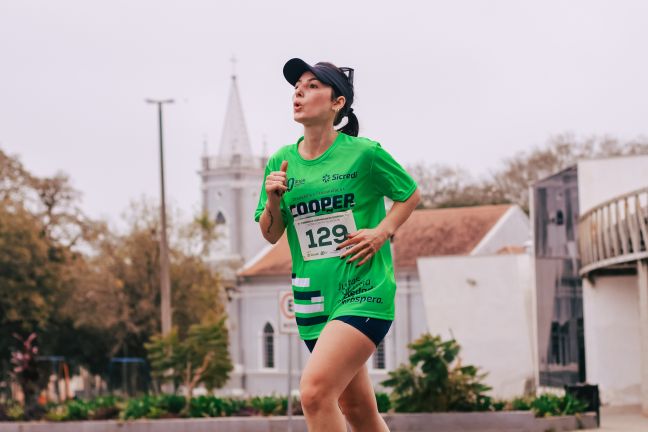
294, 210, 357, 261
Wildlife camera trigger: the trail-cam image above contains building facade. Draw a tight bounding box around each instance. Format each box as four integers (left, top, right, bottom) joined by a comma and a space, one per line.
575, 155, 648, 410
226, 205, 531, 396
531, 166, 586, 387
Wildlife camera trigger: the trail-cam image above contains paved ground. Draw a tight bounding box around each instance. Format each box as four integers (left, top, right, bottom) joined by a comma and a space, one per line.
582, 405, 648, 432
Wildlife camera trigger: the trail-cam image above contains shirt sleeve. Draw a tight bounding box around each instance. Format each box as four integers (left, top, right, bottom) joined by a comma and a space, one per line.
370, 143, 418, 201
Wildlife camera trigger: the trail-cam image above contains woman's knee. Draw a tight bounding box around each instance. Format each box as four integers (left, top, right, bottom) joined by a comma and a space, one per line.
339, 394, 377, 424
300, 374, 335, 414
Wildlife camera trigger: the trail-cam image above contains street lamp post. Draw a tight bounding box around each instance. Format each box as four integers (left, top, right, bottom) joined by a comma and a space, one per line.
146, 98, 174, 335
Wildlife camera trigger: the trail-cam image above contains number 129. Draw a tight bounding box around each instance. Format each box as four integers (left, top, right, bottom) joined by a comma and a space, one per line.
305, 224, 349, 249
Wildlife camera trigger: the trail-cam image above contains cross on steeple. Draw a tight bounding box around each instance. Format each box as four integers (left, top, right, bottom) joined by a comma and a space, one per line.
230, 55, 237, 79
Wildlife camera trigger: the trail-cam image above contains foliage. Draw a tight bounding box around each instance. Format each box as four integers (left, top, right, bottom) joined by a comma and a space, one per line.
121, 394, 186, 419
9, 333, 50, 419
407, 163, 508, 209
1, 148, 226, 391
43, 396, 123, 421
510, 395, 533, 411
531, 393, 588, 418
381, 333, 492, 413
375, 392, 391, 413
0, 399, 24, 421
190, 395, 238, 417
145, 320, 233, 413
2, 391, 591, 421
249, 395, 288, 416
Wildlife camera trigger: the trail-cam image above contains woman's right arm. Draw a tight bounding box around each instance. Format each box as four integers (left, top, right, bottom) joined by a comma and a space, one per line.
259, 161, 288, 244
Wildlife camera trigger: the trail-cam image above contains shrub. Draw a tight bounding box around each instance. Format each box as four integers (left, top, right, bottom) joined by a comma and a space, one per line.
0, 400, 24, 421
250, 395, 285, 416
510, 395, 533, 411
122, 395, 162, 420
381, 333, 492, 413
531, 393, 588, 418
375, 392, 391, 413
88, 396, 121, 420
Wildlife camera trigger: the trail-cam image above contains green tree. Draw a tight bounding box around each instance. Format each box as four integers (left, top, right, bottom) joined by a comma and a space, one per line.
145, 320, 232, 414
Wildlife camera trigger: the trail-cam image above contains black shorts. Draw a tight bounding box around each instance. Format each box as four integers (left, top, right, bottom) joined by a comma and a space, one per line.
304, 315, 392, 352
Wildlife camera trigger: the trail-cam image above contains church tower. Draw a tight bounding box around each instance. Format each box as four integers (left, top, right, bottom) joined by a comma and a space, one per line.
200, 70, 267, 267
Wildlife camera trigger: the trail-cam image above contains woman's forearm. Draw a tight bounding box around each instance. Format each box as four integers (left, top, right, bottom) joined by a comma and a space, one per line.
378, 188, 421, 237
259, 199, 286, 244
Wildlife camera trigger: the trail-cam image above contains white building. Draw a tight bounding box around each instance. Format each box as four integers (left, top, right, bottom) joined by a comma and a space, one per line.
575, 155, 648, 410
226, 205, 530, 395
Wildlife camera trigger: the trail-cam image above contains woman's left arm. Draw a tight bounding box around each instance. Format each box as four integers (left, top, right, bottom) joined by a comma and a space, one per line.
338, 188, 421, 266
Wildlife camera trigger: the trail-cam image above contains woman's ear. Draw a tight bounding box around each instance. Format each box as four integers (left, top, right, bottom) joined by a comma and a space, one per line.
333, 95, 346, 111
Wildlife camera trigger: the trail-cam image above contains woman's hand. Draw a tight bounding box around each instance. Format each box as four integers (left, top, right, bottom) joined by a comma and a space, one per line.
265, 160, 288, 205
336, 227, 391, 266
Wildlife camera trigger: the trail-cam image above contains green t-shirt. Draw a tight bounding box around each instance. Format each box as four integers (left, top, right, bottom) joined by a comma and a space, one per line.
254, 132, 417, 341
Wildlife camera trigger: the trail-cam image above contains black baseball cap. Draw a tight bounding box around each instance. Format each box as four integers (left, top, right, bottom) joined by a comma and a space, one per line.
283, 58, 354, 108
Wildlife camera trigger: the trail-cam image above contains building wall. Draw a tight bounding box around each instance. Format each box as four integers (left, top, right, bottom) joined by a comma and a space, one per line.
471, 206, 531, 255
416, 254, 535, 399
577, 155, 648, 407
204, 169, 266, 262
582, 275, 641, 405
577, 155, 648, 214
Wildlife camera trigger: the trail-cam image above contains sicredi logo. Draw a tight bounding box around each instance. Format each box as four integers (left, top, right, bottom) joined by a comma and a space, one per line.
321, 171, 357, 183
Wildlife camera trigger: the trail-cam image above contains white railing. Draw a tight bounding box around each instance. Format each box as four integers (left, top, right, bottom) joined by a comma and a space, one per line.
578, 187, 648, 276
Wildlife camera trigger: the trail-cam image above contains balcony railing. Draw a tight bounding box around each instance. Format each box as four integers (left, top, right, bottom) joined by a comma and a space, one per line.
578, 187, 648, 276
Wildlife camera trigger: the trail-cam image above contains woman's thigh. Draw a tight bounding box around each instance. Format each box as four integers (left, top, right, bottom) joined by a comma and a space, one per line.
301, 319, 376, 399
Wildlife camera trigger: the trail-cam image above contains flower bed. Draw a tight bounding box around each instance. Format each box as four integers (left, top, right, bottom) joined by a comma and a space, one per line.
0, 392, 587, 422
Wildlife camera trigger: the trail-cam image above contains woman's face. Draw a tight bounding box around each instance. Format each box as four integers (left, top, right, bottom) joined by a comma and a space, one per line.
292, 71, 345, 126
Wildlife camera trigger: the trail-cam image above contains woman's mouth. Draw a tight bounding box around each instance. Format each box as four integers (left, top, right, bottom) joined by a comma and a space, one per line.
293, 102, 303, 111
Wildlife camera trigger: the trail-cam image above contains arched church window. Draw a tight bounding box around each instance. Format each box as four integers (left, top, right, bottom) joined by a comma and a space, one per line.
216, 211, 226, 225
262, 322, 275, 368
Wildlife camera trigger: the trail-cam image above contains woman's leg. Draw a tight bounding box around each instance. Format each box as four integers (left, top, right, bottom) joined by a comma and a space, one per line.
300, 320, 376, 432
338, 364, 390, 432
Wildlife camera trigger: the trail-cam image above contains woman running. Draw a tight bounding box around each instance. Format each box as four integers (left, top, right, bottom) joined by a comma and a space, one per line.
255, 58, 420, 432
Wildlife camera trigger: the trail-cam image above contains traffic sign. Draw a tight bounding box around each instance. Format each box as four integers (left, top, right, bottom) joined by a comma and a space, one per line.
278, 290, 298, 334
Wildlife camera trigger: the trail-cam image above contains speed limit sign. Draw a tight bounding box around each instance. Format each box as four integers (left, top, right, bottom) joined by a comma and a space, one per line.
278, 290, 298, 334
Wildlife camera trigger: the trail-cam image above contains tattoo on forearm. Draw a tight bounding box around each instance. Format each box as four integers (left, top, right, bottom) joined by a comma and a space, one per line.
266, 209, 274, 234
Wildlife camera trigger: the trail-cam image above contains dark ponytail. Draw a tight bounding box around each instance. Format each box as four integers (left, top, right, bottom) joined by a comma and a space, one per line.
336, 110, 359, 137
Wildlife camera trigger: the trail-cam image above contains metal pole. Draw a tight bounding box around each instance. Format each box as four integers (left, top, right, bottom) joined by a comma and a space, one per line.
287, 332, 293, 432
146, 98, 174, 335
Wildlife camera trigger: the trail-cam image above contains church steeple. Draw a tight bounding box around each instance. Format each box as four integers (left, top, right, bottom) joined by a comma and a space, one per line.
218, 58, 252, 159
200, 59, 266, 264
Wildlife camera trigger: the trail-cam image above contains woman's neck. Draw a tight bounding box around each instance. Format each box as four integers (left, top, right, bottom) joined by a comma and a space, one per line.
300, 124, 338, 160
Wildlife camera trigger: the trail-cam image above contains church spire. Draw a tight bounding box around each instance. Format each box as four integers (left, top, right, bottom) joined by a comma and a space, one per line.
218, 57, 252, 158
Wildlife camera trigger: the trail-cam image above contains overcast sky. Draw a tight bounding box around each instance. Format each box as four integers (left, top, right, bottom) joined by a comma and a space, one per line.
2, 0, 647, 226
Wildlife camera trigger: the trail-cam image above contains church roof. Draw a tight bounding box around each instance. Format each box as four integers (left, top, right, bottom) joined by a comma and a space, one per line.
238, 204, 514, 277
218, 76, 252, 157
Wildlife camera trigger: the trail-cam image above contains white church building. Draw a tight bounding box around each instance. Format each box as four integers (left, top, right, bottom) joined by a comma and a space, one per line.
201, 73, 533, 397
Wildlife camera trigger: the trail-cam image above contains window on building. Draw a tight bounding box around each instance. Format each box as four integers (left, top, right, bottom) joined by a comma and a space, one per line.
262, 322, 275, 368
216, 211, 226, 225
373, 340, 386, 370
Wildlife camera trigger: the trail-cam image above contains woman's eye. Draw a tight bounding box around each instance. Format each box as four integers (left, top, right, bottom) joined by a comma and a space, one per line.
309, 84, 317, 89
